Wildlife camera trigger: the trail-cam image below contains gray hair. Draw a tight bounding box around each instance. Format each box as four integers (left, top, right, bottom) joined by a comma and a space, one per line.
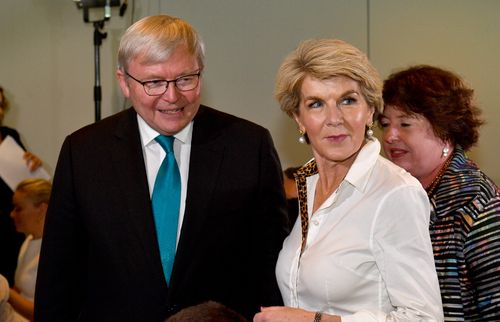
117, 15, 205, 71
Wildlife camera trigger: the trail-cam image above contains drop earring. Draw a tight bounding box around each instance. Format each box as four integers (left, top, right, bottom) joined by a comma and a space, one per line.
366, 123, 374, 140
298, 130, 307, 144
442, 146, 449, 158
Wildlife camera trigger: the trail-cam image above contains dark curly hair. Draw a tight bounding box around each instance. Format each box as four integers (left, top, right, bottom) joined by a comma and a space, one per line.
381, 65, 483, 151
166, 301, 247, 322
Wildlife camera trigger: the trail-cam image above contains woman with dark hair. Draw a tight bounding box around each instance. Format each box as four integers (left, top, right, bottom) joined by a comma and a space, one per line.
0, 86, 43, 286
379, 65, 500, 321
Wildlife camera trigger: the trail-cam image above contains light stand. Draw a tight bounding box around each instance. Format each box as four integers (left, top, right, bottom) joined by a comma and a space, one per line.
74, 0, 125, 122
93, 19, 106, 122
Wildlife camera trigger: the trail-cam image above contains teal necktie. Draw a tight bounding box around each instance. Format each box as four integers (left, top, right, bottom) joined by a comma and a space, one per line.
152, 135, 181, 284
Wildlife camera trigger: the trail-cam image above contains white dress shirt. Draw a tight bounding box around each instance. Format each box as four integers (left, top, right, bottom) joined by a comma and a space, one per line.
276, 139, 444, 321
137, 115, 192, 247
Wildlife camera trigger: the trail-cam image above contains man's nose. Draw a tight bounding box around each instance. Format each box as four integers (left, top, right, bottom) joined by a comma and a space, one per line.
160, 83, 180, 103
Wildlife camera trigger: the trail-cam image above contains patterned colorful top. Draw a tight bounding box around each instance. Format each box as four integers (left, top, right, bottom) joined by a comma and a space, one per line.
429, 146, 500, 321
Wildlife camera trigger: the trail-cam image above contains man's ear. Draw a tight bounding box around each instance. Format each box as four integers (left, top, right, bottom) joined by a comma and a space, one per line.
117, 69, 131, 99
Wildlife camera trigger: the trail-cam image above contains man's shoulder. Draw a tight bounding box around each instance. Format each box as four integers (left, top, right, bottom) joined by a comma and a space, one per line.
195, 105, 267, 134
70, 108, 136, 139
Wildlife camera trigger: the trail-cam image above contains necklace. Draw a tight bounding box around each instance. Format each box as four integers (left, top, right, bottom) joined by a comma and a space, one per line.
425, 155, 453, 197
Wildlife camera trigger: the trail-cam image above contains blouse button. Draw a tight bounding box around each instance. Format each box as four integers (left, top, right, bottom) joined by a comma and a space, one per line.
312, 219, 319, 225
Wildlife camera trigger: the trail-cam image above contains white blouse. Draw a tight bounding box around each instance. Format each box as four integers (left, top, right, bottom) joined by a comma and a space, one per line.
15, 235, 41, 302
276, 139, 443, 321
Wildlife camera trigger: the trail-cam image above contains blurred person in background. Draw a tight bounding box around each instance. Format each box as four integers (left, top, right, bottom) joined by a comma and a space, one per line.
0, 178, 51, 322
166, 301, 248, 322
0, 86, 43, 286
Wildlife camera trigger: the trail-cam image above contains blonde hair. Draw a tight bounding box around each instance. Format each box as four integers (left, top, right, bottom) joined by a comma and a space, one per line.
15, 178, 52, 206
118, 15, 205, 71
275, 38, 383, 119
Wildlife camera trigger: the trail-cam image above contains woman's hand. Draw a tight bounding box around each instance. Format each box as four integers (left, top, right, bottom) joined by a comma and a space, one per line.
254, 306, 316, 322
23, 151, 42, 171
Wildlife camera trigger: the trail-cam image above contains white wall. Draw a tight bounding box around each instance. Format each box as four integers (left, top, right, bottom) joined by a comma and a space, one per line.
0, 0, 132, 174
153, 0, 368, 170
370, 0, 500, 182
1, 0, 499, 183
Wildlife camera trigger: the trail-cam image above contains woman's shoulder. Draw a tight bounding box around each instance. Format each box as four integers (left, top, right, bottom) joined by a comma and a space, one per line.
374, 155, 423, 190
444, 153, 498, 199
434, 153, 499, 220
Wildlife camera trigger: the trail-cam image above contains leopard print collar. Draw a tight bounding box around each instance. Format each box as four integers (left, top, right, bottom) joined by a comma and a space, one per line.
293, 159, 319, 254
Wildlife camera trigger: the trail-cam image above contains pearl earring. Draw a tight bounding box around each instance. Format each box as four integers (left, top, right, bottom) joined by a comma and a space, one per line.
298, 130, 307, 144
366, 123, 374, 140
442, 146, 449, 158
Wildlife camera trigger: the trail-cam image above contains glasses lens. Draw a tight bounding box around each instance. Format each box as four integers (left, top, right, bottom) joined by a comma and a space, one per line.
144, 81, 168, 96
175, 74, 199, 91
141, 74, 200, 96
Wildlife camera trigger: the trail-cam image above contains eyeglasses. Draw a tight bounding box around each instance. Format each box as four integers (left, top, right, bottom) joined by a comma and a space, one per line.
125, 70, 201, 96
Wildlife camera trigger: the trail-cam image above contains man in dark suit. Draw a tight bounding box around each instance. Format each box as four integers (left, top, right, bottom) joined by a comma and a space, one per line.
34, 15, 288, 322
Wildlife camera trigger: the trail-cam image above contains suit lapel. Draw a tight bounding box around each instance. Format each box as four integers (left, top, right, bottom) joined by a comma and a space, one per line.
110, 108, 165, 281
169, 106, 224, 290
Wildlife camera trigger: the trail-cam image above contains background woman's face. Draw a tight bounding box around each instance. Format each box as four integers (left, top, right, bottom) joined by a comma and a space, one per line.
10, 191, 42, 235
379, 105, 446, 182
294, 75, 374, 166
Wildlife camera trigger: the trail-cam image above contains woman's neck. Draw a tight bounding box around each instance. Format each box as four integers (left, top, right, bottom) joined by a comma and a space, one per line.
313, 162, 349, 213
420, 148, 454, 193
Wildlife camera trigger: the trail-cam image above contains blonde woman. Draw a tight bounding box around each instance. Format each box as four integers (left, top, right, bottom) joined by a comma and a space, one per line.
0, 178, 51, 322
254, 39, 443, 322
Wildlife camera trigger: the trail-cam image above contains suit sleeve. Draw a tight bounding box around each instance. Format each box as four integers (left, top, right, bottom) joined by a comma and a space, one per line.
34, 136, 85, 322
252, 129, 289, 307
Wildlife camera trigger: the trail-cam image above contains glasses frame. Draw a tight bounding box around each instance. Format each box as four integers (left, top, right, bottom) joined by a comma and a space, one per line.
125, 70, 201, 96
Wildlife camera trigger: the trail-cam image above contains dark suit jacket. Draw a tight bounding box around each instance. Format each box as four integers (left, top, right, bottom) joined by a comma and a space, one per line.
34, 106, 289, 322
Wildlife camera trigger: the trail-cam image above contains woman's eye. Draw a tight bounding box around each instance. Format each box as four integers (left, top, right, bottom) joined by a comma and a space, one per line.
401, 122, 411, 127
378, 122, 388, 128
340, 97, 356, 106
308, 100, 322, 109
